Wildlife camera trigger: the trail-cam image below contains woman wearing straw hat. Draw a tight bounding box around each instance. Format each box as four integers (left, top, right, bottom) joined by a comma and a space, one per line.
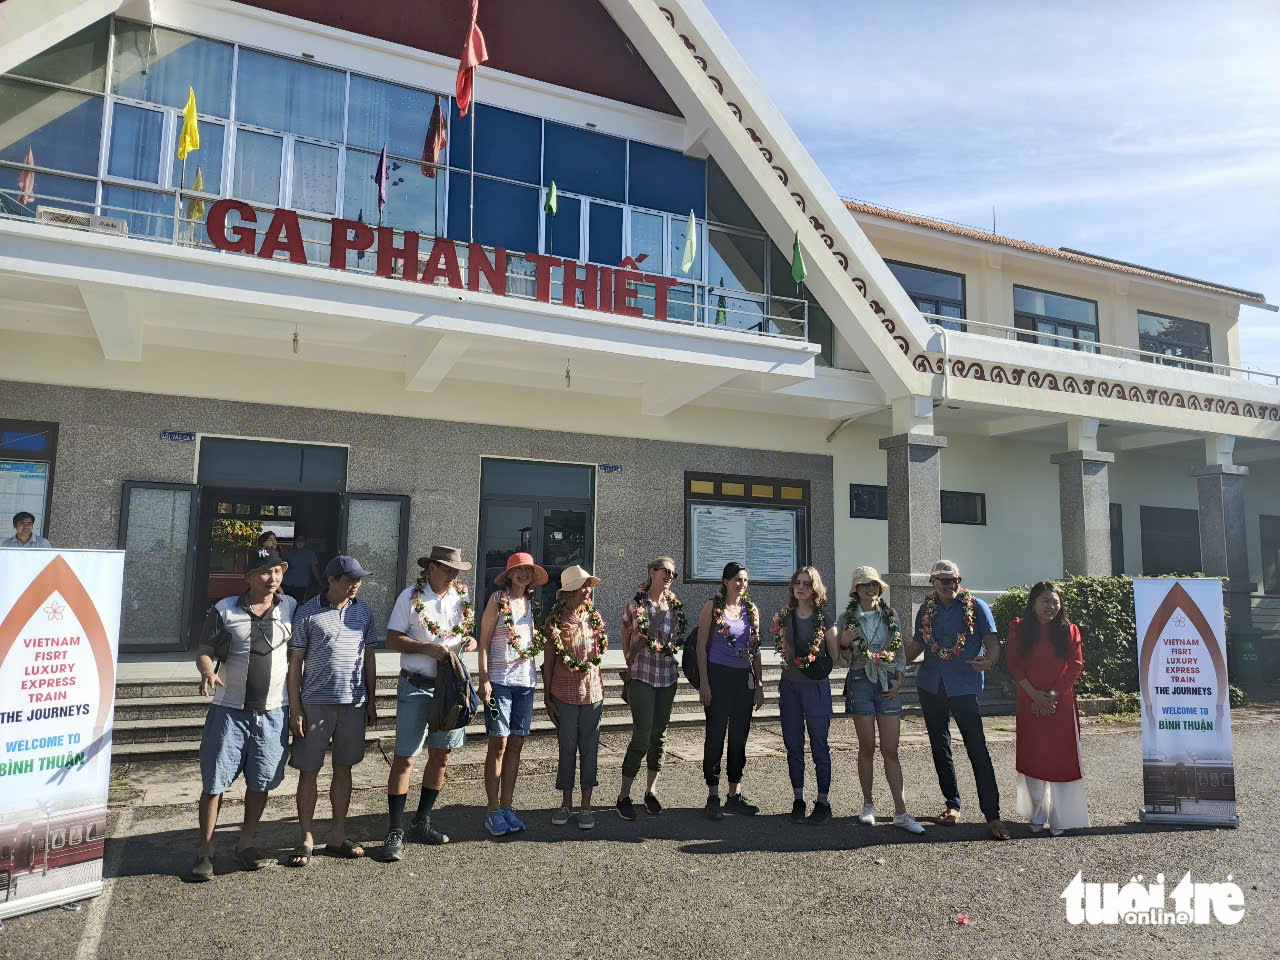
477, 552, 548, 837
840, 565, 924, 834
542, 565, 607, 829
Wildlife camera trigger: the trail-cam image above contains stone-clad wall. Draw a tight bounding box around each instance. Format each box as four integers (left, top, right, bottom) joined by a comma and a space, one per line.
0, 380, 833, 630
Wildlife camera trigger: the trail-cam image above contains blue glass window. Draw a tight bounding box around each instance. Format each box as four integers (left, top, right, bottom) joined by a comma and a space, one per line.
708, 229, 765, 293
235, 49, 344, 142
1, 171, 95, 216
233, 130, 282, 206
630, 210, 663, 269
0, 79, 103, 176
167, 123, 224, 192
587, 202, 622, 267
291, 141, 338, 214
1, 431, 46, 452
111, 21, 233, 117
102, 184, 173, 240
107, 104, 163, 182
449, 101, 540, 184
447, 171, 470, 241
670, 214, 701, 280
344, 148, 447, 238
9, 19, 109, 92
347, 75, 442, 159
707, 157, 759, 230
473, 176, 537, 253
628, 142, 704, 218
544, 122, 624, 202
545, 194, 580, 260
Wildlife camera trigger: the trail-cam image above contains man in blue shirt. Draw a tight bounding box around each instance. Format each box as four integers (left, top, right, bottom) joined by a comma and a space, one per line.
907, 560, 1009, 840
3, 511, 52, 547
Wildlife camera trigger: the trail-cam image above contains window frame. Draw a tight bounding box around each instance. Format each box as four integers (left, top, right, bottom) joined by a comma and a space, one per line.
849, 483, 889, 520
940, 490, 987, 526
1013, 284, 1100, 353
0, 418, 60, 537
884, 258, 966, 332
683, 471, 811, 586
1137, 309, 1213, 371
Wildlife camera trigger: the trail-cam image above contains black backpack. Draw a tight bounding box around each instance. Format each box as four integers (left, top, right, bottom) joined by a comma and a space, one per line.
680, 627, 702, 687
427, 652, 480, 731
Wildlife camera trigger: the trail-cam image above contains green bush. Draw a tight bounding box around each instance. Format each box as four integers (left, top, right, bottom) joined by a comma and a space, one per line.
991, 575, 1229, 700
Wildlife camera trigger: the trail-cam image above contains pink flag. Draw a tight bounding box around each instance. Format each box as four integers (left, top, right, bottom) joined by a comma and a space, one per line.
421, 96, 446, 178
17, 147, 35, 207
374, 144, 388, 222
455, 0, 488, 118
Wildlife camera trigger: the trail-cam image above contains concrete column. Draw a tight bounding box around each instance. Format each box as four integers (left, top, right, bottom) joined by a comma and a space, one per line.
879, 424, 947, 614
1049, 418, 1114, 577
1194, 436, 1253, 628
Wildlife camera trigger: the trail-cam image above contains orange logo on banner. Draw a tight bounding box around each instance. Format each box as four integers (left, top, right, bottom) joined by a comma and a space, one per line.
0, 555, 116, 739
1138, 581, 1227, 730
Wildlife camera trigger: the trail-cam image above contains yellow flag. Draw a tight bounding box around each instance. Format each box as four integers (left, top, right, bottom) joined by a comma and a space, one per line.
177, 87, 200, 160
186, 167, 206, 223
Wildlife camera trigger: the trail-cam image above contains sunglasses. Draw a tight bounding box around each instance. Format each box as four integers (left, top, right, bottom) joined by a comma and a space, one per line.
933, 576, 961, 587
652, 567, 677, 579
487, 697, 500, 719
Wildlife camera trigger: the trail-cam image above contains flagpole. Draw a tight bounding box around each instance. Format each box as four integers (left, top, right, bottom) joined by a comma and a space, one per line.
175, 154, 187, 245
469, 103, 475, 243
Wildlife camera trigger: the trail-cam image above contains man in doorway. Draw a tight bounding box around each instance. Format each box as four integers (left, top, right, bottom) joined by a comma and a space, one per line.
287, 555, 379, 865
281, 536, 321, 604
381, 546, 475, 861
3, 511, 51, 547
906, 559, 1009, 840
190, 545, 296, 880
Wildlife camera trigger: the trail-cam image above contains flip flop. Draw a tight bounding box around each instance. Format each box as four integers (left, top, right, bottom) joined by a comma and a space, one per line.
287, 843, 312, 867
235, 846, 266, 871
988, 820, 1012, 840
324, 839, 365, 859
938, 808, 959, 826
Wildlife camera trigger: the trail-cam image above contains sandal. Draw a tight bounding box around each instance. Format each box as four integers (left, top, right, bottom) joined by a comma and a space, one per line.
324, 838, 365, 859
938, 808, 959, 826
235, 846, 266, 871
988, 820, 1012, 841
287, 843, 312, 867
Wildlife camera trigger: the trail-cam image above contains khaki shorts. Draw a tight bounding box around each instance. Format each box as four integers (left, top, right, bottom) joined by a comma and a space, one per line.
289, 702, 367, 771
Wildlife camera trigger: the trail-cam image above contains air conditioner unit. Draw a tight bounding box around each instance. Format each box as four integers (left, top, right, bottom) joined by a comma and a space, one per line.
35, 206, 128, 238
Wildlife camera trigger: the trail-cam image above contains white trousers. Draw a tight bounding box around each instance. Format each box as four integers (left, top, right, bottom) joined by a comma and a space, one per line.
1016, 773, 1090, 831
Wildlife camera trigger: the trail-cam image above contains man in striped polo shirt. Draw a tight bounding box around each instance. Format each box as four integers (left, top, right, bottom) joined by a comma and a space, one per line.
287, 555, 380, 865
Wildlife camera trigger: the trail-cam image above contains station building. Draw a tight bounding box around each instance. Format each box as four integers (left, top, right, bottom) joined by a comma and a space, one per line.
1, 0, 1277, 656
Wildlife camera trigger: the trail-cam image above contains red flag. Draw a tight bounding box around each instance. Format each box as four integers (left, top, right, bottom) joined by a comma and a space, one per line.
421, 96, 446, 178
455, 0, 488, 118
18, 147, 36, 206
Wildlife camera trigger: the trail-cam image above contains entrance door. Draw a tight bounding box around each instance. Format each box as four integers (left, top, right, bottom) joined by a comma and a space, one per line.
341, 493, 410, 634
1262, 515, 1280, 595
118, 481, 199, 652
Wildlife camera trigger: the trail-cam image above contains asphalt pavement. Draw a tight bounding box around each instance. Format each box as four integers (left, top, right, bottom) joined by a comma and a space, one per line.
2, 710, 1277, 960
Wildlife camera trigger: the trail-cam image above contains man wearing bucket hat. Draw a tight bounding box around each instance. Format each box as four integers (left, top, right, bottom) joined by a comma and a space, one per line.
190, 544, 296, 880
477, 551, 549, 836
381, 546, 475, 861
905, 559, 1009, 840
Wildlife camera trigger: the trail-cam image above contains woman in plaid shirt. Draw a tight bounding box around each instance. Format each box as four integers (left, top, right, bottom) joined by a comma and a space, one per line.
615, 556, 685, 821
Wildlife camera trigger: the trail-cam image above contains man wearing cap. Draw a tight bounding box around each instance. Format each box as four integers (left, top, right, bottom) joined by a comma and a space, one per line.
3, 511, 52, 547
190, 545, 296, 880
286, 555, 380, 865
380, 546, 476, 861
906, 559, 1009, 840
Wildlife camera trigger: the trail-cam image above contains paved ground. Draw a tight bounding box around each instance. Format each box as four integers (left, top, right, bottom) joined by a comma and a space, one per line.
2, 710, 1278, 960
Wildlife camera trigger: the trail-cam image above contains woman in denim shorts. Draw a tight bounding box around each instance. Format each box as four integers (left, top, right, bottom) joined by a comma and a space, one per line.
839, 565, 924, 834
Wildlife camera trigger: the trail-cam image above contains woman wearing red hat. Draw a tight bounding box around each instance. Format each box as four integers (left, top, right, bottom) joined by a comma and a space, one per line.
477, 552, 548, 837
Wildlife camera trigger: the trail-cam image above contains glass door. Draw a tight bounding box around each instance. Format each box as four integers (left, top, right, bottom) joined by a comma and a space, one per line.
117, 481, 199, 652
479, 503, 536, 602
539, 503, 592, 611
340, 493, 409, 634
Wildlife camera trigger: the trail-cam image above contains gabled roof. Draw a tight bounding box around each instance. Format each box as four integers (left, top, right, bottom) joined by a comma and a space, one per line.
845, 200, 1267, 304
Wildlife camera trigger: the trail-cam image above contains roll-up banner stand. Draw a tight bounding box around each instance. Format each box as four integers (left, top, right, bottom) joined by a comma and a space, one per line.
1134, 577, 1239, 827
0, 550, 124, 919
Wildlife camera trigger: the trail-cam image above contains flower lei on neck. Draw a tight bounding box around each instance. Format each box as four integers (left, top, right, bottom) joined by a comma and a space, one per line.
632, 586, 689, 657
840, 596, 902, 665
714, 588, 760, 660
770, 601, 827, 666
496, 589, 543, 660
547, 600, 608, 673
919, 589, 975, 660
410, 577, 474, 641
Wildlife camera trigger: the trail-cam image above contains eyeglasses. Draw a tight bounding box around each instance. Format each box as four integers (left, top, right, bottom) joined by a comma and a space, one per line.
933, 576, 961, 587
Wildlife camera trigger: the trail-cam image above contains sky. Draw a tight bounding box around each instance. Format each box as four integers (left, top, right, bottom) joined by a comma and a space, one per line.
707, 0, 1280, 373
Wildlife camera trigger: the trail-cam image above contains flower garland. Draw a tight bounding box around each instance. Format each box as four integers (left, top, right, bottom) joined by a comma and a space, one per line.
919, 589, 976, 660
631, 586, 689, 657
410, 578, 474, 641
840, 597, 902, 665
770, 602, 828, 667
713, 588, 760, 660
496, 589, 543, 660
546, 600, 608, 673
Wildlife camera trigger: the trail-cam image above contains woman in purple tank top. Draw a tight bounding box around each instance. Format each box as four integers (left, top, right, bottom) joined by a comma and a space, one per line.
695, 562, 763, 820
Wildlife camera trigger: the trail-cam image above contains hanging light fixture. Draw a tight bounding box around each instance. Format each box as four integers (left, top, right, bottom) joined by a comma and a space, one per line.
292, 324, 299, 354
565, 358, 571, 390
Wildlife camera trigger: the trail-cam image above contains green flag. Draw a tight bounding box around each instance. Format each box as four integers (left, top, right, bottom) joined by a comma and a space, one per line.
791, 230, 808, 285
680, 209, 696, 274
544, 180, 557, 216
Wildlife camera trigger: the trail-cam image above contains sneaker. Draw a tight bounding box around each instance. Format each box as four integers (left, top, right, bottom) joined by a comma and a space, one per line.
578, 808, 595, 830
725, 794, 759, 816
190, 854, 214, 881
806, 801, 831, 825
551, 806, 572, 826
643, 793, 663, 816
789, 799, 807, 823
893, 812, 925, 835
1049, 827, 1065, 837
382, 828, 405, 861
409, 818, 449, 845
616, 797, 637, 821
501, 806, 526, 833
705, 796, 724, 821
1029, 822, 1045, 834
484, 810, 510, 837
857, 804, 877, 825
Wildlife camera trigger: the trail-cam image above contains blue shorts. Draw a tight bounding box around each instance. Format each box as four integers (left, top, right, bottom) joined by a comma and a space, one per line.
395, 675, 466, 755
846, 673, 903, 717
199, 703, 289, 795
485, 682, 535, 738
